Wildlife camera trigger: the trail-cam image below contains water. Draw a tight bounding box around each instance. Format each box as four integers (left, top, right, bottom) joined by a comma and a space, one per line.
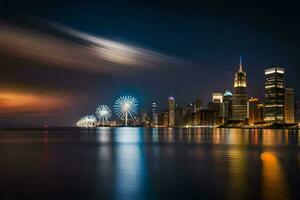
0, 128, 299, 200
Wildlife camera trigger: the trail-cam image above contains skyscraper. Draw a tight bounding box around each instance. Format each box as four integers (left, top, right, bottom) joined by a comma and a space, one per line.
141, 111, 149, 126
223, 90, 233, 121
175, 104, 183, 127
168, 96, 175, 127
197, 110, 218, 126
194, 99, 203, 112
232, 56, 248, 120
152, 102, 158, 126
163, 111, 169, 127
284, 87, 295, 123
212, 93, 223, 103
264, 67, 285, 122
248, 97, 260, 125
257, 104, 264, 123
183, 103, 194, 126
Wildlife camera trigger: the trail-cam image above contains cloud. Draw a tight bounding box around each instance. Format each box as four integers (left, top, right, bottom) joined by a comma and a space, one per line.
0, 20, 184, 74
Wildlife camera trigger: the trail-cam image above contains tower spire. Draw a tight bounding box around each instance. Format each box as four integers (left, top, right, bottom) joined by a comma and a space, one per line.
169, 90, 173, 99
239, 54, 243, 72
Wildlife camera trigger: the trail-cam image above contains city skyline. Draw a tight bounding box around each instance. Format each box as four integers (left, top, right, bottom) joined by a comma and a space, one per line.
1, 1, 300, 126
75, 62, 297, 128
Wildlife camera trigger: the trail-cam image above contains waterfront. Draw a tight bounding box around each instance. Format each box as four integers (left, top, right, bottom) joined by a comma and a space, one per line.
0, 128, 299, 200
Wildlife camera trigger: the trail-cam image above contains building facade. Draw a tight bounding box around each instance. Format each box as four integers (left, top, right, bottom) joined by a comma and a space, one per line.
212, 93, 223, 103
284, 87, 295, 123
264, 67, 285, 122
232, 57, 248, 120
196, 110, 218, 126
248, 97, 260, 124
257, 104, 264, 123
168, 97, 175, 127
175, 104, 183, 127
194, 99, 203, 112
141, 111, 149, 127
151, 102, 158, 126
223, 90, 233, 121
163, 111, 169, 127
212, 92, 224, 118
183, 103, 194, 126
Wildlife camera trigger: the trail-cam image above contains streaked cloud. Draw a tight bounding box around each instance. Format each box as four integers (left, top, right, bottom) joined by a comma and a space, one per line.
0, 20, 183, 74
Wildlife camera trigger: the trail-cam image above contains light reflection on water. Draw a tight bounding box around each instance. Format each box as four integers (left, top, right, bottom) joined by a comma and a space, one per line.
261, 152, 290, 200
0, 128, 299, 200
114, 128, 147, 200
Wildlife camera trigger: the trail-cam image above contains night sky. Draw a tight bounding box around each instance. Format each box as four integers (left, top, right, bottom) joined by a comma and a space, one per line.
1, 0, 300, 126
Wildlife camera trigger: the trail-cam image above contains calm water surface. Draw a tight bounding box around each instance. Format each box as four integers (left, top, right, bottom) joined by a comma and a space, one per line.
0, 128, 299, 200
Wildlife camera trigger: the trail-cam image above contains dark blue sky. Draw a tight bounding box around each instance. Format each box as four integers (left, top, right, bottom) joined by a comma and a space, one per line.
1, 0, 300, 125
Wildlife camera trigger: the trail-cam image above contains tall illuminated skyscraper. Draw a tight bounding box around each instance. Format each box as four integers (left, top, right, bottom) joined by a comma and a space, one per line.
284, 87, 294, 123
232, 56, 248, 120
264, 67, 285, 122
168, 96, 175, 127
223, 90, 233, 121
212, 93, 223, 103
152, 102, 158, 126
211, 92, 224, 118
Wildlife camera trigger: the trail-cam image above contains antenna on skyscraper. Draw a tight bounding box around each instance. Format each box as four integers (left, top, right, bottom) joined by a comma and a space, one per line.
239, 54, 243, 72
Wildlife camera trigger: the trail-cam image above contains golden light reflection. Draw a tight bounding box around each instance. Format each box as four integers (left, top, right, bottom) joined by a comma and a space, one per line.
212, 128, 221, 144
227, 129, 249, 145
227, 149, 247, 199
262, 130, 287, 146
250, 129, 260, 145
261, 152, 290, 200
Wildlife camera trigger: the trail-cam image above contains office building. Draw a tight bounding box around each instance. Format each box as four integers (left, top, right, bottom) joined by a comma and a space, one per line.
194, 99, 203, 112
175, 104, 183, 127
232, 56, 248, 120
248, 97, 260, 124
212, 93, 223, 103
223, 90, 233, 121
183, 103, 194, 126
257, 104, 264, 123
163, 111, 169, 127
152, 102, 158, 126
168, 96, 175, 127
141, 111, 149, 127
284, 87, 295, 123
212, 92, 224, 118
264, 67, 285, 122
196, 110, 218, 126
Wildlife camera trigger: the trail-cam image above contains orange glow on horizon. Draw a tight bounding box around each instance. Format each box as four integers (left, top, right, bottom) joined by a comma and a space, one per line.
0, 90, 72, 115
